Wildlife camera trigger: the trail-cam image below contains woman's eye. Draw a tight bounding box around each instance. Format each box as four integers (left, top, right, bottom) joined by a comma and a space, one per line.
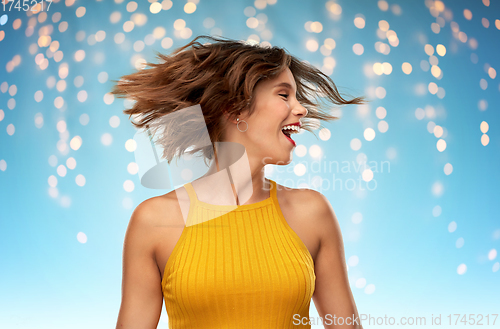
279, 94, 289, 99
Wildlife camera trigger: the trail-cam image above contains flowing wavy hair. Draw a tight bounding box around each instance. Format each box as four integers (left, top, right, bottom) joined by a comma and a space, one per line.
111, 34, 367, 164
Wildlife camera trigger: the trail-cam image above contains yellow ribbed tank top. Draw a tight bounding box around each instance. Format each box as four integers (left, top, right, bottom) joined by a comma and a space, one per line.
161, 179, 316, 328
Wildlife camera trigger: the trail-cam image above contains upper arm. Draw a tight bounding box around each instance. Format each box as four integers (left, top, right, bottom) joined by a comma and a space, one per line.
309, 192, 363, 329
116, 199, 164, 329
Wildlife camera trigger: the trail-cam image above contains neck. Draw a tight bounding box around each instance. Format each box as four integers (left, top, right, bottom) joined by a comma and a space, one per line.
196, 142, 269, 206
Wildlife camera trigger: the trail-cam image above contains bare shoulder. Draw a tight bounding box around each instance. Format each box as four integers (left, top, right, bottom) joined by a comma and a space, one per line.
274, 182, 339, 242
130, 188, 187, 227
275, 182, 333, 217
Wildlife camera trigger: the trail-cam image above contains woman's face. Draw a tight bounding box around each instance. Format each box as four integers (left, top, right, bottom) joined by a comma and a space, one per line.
232, 67, 308, 166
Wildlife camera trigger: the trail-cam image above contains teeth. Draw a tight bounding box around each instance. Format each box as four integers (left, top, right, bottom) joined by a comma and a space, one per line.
281, 125, 299, 133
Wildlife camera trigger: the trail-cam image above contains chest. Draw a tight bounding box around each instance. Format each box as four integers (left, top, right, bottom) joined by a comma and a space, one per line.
156, 191, 321, 282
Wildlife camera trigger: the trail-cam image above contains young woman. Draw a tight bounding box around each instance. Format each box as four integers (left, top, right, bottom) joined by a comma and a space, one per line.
112, 35, 366, 328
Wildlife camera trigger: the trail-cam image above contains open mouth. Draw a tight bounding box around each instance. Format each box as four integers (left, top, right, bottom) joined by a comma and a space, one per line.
281, 125, 299, 147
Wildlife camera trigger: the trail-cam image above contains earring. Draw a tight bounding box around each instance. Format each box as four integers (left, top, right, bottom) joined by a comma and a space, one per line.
236, 118, 248, 132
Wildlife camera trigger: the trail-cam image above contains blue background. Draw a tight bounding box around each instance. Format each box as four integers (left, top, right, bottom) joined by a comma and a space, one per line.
0, 0, 499, 328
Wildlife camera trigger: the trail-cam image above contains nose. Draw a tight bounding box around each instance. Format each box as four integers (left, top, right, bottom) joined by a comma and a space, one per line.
292, 101, 308, 118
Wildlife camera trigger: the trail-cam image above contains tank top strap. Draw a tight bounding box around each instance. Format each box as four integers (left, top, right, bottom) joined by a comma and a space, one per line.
268, 179, 278, 202
183, 182, 199, 206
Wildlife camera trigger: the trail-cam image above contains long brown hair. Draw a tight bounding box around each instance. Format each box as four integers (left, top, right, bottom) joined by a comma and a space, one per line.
111, 34, 366, 164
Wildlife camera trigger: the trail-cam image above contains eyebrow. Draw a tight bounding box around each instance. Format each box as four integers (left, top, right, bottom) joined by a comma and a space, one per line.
273, 82, 297, 93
